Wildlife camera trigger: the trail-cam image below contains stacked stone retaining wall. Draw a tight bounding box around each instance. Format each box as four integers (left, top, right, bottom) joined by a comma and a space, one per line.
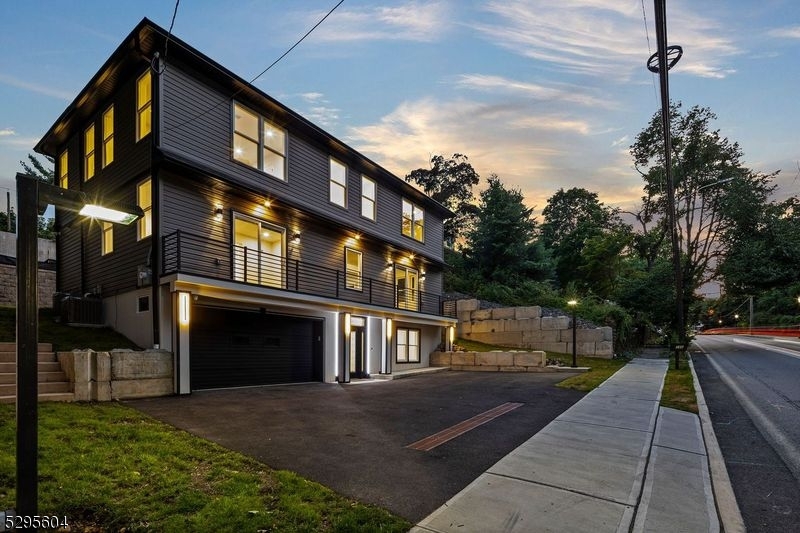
456, 299, 614, 358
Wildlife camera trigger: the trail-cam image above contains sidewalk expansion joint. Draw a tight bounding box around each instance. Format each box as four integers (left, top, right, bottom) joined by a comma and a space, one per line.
487, 472, 635, 508
652, 443, 707, 457
556, 418, 654, 434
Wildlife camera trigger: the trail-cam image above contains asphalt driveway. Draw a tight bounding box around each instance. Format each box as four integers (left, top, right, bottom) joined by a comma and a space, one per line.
127, 370, 584, 522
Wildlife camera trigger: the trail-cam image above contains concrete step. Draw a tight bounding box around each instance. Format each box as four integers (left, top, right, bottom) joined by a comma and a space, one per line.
0, 361, 62, 373
0, 392, 74, 405
0, 342, 53, 352
0, 351, 58, 363
0, 381, 72, 396
0, 371, 69, 384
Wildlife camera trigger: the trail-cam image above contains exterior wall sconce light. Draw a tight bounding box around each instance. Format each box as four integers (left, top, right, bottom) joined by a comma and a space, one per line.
344, 312, 352, 336
386, 318, 393, 340
386, 261, 394, 270
291, 232, 301, 245
263, 199, 272, 208
178, 292, 191, 326
214, 205, 223, 221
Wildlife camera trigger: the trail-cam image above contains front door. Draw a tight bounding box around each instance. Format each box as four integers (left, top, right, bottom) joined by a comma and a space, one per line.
349, 316, 367, 378
233, 216, 285, 288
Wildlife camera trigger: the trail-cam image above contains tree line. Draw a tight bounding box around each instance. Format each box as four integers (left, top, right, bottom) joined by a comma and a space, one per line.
405, 103, 799, 352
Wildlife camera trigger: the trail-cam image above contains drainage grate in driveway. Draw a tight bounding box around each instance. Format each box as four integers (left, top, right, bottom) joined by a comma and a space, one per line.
406, 402, 524, 451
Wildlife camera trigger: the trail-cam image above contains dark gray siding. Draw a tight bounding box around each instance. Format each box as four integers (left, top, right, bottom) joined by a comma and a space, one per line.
159, 64, 445, 264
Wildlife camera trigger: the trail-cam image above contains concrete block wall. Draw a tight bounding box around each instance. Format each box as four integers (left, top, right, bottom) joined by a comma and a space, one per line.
455, 299, 614, 358
58, 348, 173, 401
0, 263, 56, 308
430, 350, 547, 372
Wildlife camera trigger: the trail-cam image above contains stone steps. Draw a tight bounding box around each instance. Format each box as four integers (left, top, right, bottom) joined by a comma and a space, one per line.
0, 343, 73, 403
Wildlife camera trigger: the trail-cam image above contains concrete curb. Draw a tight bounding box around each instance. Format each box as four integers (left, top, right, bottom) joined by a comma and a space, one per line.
689, 354, 746, 533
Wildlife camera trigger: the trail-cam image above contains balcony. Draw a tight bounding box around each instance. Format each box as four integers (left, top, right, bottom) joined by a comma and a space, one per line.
162, 230, 456, 318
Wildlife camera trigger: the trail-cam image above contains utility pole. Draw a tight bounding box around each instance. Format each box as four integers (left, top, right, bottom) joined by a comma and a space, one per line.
648, 0, 684, 369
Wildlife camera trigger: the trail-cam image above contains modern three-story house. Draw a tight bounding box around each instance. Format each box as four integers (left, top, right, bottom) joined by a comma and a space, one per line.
34, 18, 456, 393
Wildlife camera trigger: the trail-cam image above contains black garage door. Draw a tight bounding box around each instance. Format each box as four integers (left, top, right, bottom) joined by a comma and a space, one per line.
190, 307, 323, 390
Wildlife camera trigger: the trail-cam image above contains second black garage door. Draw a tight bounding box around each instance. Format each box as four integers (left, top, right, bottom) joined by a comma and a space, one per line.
190, 306, 323, 390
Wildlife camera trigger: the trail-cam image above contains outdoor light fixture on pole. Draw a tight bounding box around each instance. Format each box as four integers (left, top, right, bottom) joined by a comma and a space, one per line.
568, 299, 578, 368
648, 0, 684, 369
15, 172, 143, 518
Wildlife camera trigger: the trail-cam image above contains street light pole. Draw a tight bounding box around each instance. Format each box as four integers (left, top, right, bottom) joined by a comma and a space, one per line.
15, 173, 143, 519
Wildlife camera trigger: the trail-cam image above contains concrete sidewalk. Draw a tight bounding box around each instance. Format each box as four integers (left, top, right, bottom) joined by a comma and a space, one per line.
412, 358, 725, 533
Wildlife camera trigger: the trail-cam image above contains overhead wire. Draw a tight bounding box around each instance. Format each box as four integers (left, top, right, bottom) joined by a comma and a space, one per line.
163, 0, 345, 134
152, 0, 181, 74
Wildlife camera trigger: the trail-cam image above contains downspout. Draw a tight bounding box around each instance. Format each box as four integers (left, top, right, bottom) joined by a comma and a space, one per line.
150, 57, 162, 349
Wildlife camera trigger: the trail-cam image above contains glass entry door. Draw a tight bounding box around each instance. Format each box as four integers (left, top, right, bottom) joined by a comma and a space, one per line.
233, 216, 285, 288
395, 265, 419, 311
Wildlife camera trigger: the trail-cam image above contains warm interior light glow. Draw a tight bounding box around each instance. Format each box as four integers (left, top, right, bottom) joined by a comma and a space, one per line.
178, 292, 191, 326
386, 318, 393, 339
344, 313, 351, 336
79, 204, 140, 225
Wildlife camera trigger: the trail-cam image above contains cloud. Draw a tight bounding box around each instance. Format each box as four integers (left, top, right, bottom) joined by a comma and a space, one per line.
472, 0, 739, 80
306, 1, 451, 43
768, 25, 800, 39
301, 92, 325, 102
293, 92, 341, 128
611, 135, 629, 147
346, 96, 643, 213
0, 73, 74, 101
0, 128, 15, 137
455, 74, 612, 108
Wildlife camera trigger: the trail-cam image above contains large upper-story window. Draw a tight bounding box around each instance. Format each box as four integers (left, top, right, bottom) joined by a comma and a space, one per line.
361, 176, 376, 220
137, 178, 152, 240
233, 102, 286, 180
58, 150, 68, 189
102, 105, 114, 168
329, 158, 347, 208
136, 70, 152, 141
84, 124, 95, 181
402, 199, 424, 242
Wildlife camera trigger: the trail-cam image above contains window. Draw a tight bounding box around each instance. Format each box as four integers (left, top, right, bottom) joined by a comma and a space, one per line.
361, 176, 376, 220
137, 296, 150, 313
84, 124, 95, 181
137, 178, 152, 240
395, 265, 419, 311
329, 158, 347, 207
101, 221, 113, 255
345, 248, 362, 291
402, 199, 424, 242
233, 215, 285, 288
136, 70, 152, 141
396, 328, 420, 363
233, 102, 286, 180
102, 105, 114, 167
58, 150, 68, 189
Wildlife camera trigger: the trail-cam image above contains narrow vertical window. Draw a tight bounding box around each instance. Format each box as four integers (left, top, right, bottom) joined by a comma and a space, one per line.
101, 221, 113, 255
58, 150, 68, 189
330, 158, 347, 208
137, 178, 152, 240
136, 70, 152, 141
102, 105, 114, 167
345, 248, 362, 291
84, 124, 95, 181
361, 176, 376, 220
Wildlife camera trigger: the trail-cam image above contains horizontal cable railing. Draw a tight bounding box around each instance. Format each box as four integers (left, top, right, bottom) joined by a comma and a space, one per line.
162, 230, 455, 317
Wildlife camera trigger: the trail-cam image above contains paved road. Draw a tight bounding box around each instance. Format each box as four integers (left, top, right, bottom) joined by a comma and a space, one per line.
693, 335, 800, 533
128, 371, 583, 522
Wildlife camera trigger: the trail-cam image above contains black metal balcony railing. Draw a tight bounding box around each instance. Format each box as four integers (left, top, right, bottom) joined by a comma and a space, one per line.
162, 230, 456, 318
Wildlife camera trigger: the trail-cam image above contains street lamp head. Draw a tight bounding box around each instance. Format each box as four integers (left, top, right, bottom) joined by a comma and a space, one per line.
567, 299, 578, 306
79, 203, 143, 225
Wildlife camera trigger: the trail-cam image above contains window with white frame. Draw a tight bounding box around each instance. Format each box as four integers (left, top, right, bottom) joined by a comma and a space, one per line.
330, 158, 347, 207
101, 221, 113, 255
396, 328, 420, 363
102, 105, 114, 168
58, 150, 68, 189
233, 102, 286, 180
401, 199, 424, 242
345, 248, 362, 291
137, 178, 152, 240
136, 70, 152, 141
361, 176, 376, 220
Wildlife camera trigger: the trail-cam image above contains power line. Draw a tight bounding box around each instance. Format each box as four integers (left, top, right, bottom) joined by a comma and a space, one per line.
641, 0, 659, 103
152, 0, 181, 75
163, 0, 344, 134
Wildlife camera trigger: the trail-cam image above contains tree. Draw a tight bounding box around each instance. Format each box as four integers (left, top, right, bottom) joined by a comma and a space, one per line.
465, 175, 546, 284
0, 209, 15, 233
631, 103, 778, 331
540, 187, 626, 288
17, 153, 56, 239
405, 153, 479, 246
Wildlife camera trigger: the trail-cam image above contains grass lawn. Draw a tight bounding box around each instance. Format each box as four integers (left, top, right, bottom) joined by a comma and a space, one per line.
0, 402, 410, 532
660, 358, 699, 414
454, 338, 626, 392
